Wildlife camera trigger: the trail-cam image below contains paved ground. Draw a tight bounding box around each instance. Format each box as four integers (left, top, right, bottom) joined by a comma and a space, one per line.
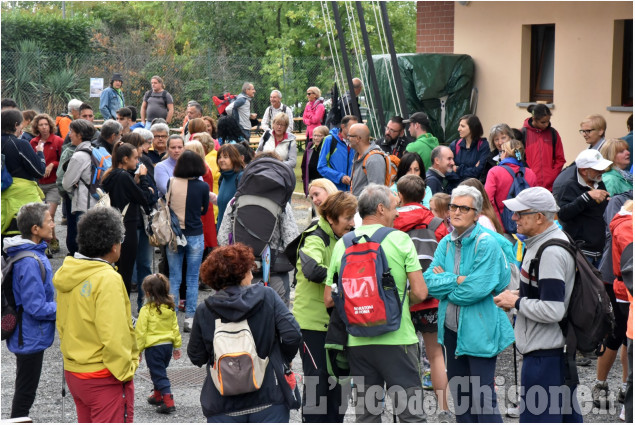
1, 194, 627, 422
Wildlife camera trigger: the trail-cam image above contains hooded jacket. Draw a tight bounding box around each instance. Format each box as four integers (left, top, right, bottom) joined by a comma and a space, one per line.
405, 132, 439, 170
448, 137, 491, 183
230, 92, 253, 135
302, 99, 325, 139
610, 208, 633, 302
423, 223, 514, 357
62, 141, 97, 213
135, 303, 182, 353
1, 133, 46, 181
521, 118, 566, 191
317, 127, 354, 191
3, 237, 56, 355
257, 131, 298, 169
187, 284, 301, 417
101, 167, 152, 224
53, 255, 139, 381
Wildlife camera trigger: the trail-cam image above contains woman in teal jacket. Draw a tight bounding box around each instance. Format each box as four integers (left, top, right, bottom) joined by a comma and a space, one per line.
424, 185, 514, 423
292, 191, 357, 423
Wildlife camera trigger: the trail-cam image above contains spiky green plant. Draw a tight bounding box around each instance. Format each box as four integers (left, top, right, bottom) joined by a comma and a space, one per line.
42, 69, 84, 115
2, 40, 44, 109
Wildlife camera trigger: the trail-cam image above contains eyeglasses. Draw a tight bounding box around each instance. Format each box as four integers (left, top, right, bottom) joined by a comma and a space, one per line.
512, 211, 540, 218
579, 129, 596, 135
348, 134, 360, 140
154, 134, 168, 139
306, 92, 314, 95
448, 204, 477, 214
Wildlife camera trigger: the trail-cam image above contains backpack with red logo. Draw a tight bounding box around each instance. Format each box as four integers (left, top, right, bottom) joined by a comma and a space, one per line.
331, 227, 406, 337
352, 149, 400, 188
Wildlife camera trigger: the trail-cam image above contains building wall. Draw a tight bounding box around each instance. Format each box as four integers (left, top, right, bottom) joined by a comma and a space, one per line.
450, 1, 632, 162
416, 1, 454, 53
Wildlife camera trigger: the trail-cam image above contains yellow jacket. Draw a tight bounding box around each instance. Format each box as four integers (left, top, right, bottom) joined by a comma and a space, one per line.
135, 303, 182, 353
205, 150, 220, 219
53, 256, 139, 382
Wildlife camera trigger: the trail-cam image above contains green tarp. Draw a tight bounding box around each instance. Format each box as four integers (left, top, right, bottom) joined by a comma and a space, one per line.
365, 53, 475, 144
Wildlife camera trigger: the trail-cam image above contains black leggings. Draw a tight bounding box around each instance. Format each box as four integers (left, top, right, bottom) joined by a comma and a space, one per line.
11, 350, 44, 418
604, 284, 629, 351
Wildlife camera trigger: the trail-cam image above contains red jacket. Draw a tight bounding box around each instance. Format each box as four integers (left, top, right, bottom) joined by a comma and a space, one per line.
30, 134, 64, 185
485, 161, 538, 225
302, 100, 325, 139
610, 210, 632, 302
521, 118, 566, 191
201, 165, 218, 248
393, 203, 449, 311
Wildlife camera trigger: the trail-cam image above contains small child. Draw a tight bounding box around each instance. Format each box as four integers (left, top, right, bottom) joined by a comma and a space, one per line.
135, 273, 182, 414
429, 192, 452, 232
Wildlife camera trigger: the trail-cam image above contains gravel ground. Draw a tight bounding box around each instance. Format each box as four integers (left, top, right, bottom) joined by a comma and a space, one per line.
1, 194, 627, 422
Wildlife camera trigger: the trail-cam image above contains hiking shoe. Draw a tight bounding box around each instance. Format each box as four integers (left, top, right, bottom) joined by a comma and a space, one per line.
45, 247, 53, 259
183, 317, 193, 333
506, 404, 520, 418
178, 300, 186, 312
49, 238, 60, 254
619, 405, 625, 421
156, 394, 176, 414
422, 371, 433, 390
576, 353, 592, 367
592, 381, 609, 408
147, 390, 162, 405
618, 387, 625, 404
199, 283, 212, 292
437, 410, 452, 423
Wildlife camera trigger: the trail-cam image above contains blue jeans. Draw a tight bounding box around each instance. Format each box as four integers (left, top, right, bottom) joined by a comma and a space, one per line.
166, 234, 204, 318
145, 344, 173, 394
444, 327, 502, 423
207, 403, 290, 423
135, 228, 153, 312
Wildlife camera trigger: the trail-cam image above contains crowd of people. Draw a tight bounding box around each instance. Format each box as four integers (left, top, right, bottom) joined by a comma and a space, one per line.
0, 71, 633, 424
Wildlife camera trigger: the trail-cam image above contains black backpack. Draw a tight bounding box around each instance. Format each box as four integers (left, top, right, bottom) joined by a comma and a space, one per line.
529, 235, 615, 355
1, 252, 45, 343
323, 83, 341, 129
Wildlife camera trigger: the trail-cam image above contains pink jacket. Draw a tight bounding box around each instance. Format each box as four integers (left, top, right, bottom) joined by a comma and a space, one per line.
485, 162, 538, 225
302, 100, 325, 139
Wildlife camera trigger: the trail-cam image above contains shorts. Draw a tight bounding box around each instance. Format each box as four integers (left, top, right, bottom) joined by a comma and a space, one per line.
411, 307, 438, 334
40, 183, 61, 204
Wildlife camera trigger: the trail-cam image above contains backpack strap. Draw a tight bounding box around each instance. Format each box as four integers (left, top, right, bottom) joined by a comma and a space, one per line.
427, 217, 443, 233
550, 127, 557, 163
162, 90, 168, 109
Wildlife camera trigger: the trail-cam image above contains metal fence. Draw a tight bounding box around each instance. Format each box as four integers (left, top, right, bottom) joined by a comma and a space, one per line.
1, 50, 337, 124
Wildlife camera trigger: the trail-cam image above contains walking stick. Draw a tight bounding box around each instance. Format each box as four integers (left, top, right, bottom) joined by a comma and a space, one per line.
512, 313, 519, 409
61, 367, 66, 421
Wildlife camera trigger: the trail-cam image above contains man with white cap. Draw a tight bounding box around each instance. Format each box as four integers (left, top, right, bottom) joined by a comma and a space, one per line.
552, 149, 612, 267
494, 187, 582, 423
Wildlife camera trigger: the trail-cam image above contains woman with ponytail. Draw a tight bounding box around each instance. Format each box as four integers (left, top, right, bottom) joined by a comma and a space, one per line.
484, 139, 538, 228
102, 142, 154, 295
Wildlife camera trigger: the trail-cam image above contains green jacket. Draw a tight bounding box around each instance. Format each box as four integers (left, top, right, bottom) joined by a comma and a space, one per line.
292, 217, 337, 331
405, 133, 439, 170
1, 178, 44, 234
602, 168, 632, 197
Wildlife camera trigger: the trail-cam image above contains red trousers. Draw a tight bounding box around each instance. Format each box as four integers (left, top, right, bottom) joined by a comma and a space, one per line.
65, 371, 134, 423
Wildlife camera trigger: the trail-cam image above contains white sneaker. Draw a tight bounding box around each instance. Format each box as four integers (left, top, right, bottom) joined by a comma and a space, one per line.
183, 317, 193, 333
620, 405, 625, 421
506, 405, 520, 418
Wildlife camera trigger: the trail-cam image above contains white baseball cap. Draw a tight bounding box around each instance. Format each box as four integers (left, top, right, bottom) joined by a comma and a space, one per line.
575, 149, 612, 171
502, 187, 560, 213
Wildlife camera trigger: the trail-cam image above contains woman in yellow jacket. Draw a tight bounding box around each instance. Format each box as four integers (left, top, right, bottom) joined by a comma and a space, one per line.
53, 207, 139, 423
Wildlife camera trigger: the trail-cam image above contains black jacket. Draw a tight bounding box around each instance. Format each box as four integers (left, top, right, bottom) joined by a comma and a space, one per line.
552, 164, 609, 253
101, 168, 152, 223
426, 168, 453, 195
188, 284, 301, 417
92, 135, 114, 155
1, 133, 46, 181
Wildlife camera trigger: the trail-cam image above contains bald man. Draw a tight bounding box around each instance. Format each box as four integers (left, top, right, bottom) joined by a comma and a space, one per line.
349, 123, 387, 197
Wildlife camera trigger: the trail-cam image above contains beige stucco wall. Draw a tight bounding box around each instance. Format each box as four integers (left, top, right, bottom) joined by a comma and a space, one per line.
453, 1, 632, 163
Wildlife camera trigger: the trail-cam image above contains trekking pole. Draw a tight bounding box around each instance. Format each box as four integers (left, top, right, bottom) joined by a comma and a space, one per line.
512, 313, 519, 410
61, 367, 66, 421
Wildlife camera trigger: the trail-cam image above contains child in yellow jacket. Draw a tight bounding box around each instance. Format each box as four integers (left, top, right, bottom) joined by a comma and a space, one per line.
135, 273, 182, 414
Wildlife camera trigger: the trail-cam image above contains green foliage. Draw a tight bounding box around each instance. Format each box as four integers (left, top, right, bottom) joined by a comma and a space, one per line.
0, 11, 92, 54
42, 69, 85, 115
1, 40, 45, 109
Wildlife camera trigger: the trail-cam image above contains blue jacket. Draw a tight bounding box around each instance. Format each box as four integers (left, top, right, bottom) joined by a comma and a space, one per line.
99, 86, 124, 120
316, 127, 354, 191
3, 237, 56, 355
423, 223, 515, 357
447, 137, 491, 184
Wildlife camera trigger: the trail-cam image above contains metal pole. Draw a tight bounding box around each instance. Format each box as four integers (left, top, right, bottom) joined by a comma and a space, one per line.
331, 1, 362, 122
355, 1, 385, 132
379, 1, 409, 118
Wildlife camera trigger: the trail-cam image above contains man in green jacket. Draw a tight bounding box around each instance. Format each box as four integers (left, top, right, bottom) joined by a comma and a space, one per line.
405, 112, 439, 170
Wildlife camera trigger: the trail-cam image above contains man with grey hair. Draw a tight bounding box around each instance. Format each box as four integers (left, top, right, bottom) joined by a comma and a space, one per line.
93, 119, 123, 155
261, 89, 293, 134
148, 122, 170, 164
494, 187, 581, 422
326, 183, 428, 422
228, 82, 256, 139
182, 101, 203, 139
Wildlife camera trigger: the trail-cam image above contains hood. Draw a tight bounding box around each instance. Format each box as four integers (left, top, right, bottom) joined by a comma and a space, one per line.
355, 142, 382, 163
53, 255, 116, 294
101, 167, 127, 192
417, 133, 439, 147
206, 283, 268, 322
523, 117, 554, 134
609, 209, 633, 235
394, 203, 436, 233
3, 236, 46, 256
329, 127, 341, 140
